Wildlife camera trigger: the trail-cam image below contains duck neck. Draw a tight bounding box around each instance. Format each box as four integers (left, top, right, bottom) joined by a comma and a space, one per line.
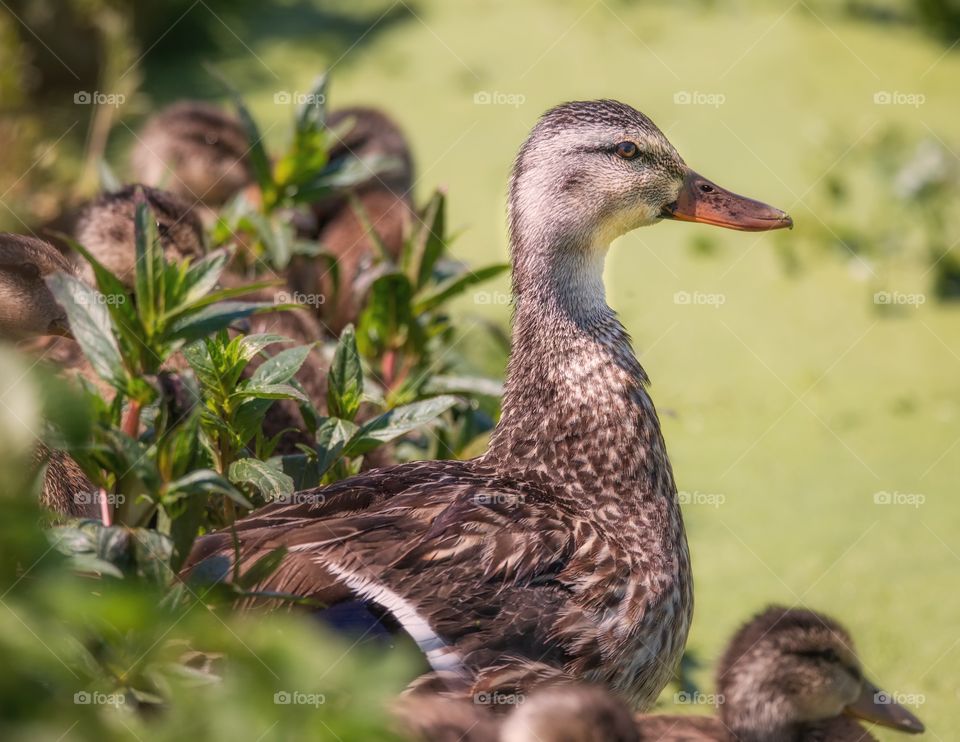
483, 229, 674, 509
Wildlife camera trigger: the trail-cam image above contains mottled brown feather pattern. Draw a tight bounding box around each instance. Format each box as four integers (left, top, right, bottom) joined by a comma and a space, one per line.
185, 101, 697, 710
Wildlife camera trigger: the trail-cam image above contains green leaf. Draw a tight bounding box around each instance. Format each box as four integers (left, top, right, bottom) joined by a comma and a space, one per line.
228, 458, 294, 501
45, 273, 126, 388
235, 382, 308, 403
357, 272, 414, 354
344, 395, 458, 456
410, 189, 447, 289
168, 301, 274, 345
413, 263, 510, 314
327, 325, 364, 420
251, 344, 313, 386
133, 198, 159, 333
315, 417, 357, 476
422, 374, 504, 398
181, 249, 231, 305
296, 72, 329, 133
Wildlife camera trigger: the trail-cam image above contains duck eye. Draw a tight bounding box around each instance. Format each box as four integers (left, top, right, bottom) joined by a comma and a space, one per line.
6, 263, 41, 281
615, 141, 639, 160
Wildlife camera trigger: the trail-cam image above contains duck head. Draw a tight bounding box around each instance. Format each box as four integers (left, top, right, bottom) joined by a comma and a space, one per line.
130, 101, 254, 209
73, 184, 205, 288
499, 684, 638, 742
508, 100, 791, 295
717, 606, 924, 739
0, 233, 72, 340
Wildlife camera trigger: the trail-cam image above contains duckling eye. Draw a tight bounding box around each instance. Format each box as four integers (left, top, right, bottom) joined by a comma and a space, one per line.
615, 141, 639, 160
7, 263, 41, 281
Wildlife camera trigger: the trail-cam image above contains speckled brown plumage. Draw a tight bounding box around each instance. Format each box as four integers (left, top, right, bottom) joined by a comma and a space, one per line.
633, 606, 923, 741
130, 100, 253, 209
73, 184, 205, 287
0, 233, 72, 339
185, 100, 706, 709
289, 106, 414, 333
396, 683, 639, 742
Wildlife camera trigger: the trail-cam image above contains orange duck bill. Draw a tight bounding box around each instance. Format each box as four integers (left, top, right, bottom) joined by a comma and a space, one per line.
843, 681, 925, 734
660, 168, 793, 232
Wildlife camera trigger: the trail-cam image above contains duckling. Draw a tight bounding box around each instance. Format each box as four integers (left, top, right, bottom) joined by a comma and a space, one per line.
33, 443, 98, 519
130, 100, 254, 210
73, 187, 327, 454
72, 184, 205, 288
289, 106, 415, 333
634, 605, 925, 741
395, 684, 638, 742
0, 233, 72, 339
0, 234, 98, 518
185, 100, 792, 708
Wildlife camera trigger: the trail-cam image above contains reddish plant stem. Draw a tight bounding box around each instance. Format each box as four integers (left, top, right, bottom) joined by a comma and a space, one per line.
98, 487, 112, 526
121, 399, 142, 439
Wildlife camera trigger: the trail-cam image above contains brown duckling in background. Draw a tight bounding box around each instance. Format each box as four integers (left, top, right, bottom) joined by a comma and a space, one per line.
71, 185, 327, 455
634, 605, 925, 741
399, 607, 924, 742
72, 184, 205, 287
289, 105, 415, 334
0, 233, 72, 339
0, 233, 97, 518
130, 100, 254, 211
396, 684, 639, 742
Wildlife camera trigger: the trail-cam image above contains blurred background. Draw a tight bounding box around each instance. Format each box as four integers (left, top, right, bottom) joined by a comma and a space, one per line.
1, 0, 958, 737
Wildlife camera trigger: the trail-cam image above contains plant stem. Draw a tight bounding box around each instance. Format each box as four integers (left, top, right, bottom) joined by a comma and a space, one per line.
98, 488, 112, 526
122, 399, 142, 439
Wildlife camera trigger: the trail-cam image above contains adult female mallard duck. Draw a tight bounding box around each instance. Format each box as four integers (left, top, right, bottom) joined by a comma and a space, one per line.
185, 100, 792, 708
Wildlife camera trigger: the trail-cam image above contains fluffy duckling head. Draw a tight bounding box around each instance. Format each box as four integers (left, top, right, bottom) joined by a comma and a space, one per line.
499, 684, 638, 742
717, 606, 924, 740
73, 185, 205, 287
130, 100, 253, 208
0, 233, 72, 339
